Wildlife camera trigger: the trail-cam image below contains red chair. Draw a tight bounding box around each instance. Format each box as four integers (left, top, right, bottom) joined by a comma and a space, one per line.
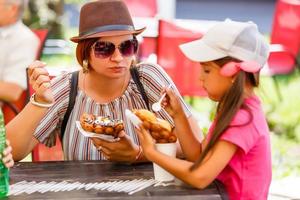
157, 19, 207, 97
263, 0, 300, 99
124, 0, 157, 17
266, 0, 300, 75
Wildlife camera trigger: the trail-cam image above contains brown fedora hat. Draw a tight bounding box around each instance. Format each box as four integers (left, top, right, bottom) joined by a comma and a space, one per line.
70, 0, 146, 43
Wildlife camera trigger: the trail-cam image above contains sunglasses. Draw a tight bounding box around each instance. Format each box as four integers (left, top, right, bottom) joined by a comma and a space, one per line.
92, 39, 138, 59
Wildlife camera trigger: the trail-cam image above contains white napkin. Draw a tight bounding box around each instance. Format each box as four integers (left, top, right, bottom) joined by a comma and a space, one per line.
75, 121, 120, 142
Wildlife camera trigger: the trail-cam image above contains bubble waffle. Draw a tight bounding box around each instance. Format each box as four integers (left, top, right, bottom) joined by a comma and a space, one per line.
133, 109, 177, 143
80, 113, 124, 138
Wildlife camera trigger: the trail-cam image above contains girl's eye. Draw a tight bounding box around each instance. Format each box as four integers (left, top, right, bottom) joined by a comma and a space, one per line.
203, 68, 210, 73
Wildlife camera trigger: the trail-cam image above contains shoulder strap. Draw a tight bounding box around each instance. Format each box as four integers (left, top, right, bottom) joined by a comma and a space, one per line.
130, 66, 150, 110
61, 71, 79, 139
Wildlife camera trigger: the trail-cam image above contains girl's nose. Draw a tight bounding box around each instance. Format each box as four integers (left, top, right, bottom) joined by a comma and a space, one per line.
199, 71, 205, 81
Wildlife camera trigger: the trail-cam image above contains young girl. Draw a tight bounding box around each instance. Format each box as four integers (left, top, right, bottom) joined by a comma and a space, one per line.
137, 20, 272, 200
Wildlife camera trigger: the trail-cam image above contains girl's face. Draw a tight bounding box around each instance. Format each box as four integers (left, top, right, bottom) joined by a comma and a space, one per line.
89, 34, 135, 79
199, 61, 233, 102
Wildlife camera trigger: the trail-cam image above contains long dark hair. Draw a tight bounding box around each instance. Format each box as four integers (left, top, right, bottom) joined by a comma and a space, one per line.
190, 57, 259, 170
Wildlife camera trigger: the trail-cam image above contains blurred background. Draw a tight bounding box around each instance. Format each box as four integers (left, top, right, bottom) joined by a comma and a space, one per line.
19, 0, 300, 199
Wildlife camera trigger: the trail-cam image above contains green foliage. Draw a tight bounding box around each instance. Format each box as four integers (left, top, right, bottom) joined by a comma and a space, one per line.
258, 71, 300, 142
24, 0, 65, 38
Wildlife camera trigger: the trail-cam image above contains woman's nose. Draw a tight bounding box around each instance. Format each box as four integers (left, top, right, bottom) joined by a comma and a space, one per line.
110, 48, 123, 62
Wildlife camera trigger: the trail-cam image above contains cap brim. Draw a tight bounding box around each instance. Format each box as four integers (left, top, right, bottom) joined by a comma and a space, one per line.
70, 27, 146, 43
179, 39, 227, 62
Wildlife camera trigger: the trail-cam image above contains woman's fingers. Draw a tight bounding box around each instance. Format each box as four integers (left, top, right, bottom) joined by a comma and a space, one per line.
29, 69, 49, 85
28, 60, 47, 77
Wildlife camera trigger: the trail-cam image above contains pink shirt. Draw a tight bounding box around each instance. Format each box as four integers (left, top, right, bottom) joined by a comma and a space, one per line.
208, 95, 271, 200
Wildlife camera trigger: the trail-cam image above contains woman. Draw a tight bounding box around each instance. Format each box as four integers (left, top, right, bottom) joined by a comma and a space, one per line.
6, 0, 201, 162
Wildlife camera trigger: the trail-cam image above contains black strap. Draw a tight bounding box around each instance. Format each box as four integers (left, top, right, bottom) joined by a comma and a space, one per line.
61, 71, 79, 139
130, 66, 150, 110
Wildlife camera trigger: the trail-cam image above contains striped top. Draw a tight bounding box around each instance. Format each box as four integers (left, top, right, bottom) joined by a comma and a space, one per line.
34, 62, 192, 160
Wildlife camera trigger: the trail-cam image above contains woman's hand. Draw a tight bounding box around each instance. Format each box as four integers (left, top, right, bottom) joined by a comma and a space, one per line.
27, 60, 54, 104
2, 140, 14, 168
135, 123, 156, 161
91, 131, 140, 162
162, 88, 185, 119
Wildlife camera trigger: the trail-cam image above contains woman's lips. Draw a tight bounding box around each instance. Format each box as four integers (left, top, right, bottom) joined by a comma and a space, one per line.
109, 67, 126, 73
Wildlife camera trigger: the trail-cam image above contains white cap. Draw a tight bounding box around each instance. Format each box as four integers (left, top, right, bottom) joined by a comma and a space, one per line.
179, 19, 269, 66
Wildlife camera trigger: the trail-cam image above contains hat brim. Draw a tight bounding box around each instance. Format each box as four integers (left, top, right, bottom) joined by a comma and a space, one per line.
70, 27, 146, 43
179, 39, 227, 62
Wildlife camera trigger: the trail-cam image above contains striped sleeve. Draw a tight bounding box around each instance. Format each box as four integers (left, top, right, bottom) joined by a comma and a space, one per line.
33, 72, 72, 147
137, 62, 192, 121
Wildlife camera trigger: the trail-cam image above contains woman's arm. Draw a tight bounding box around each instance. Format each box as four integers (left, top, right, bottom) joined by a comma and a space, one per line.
6, 61, 54, 161
6, 103, 48, 161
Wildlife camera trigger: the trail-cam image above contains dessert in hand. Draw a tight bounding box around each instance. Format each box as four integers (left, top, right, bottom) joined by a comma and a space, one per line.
133, 109, 177, 143
80, 113, 124, 138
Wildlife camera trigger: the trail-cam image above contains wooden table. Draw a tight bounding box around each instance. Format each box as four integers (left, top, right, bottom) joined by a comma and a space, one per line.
9, 161, 228, 200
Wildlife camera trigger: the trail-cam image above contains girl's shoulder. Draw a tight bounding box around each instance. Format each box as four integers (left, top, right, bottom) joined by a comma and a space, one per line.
230, 95, 262, 126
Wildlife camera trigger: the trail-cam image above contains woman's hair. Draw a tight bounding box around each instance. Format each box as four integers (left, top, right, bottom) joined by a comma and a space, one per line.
75, 38, 99, 68
191, 57, 259, 170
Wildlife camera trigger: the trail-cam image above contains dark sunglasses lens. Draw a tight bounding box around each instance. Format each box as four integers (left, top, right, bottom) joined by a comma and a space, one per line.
94, 41, 115, 58
119, 39, 138, 57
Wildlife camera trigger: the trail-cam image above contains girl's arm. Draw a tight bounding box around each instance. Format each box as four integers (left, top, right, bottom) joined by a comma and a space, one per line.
164, 89, 203, 161
173, 114, 203, 161
6, 61, 53, 161
138, 126, 237, 189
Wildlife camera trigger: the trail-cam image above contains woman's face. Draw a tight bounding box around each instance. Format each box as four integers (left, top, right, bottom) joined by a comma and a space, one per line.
89, 34, 135, 79
199, 62, 233, 102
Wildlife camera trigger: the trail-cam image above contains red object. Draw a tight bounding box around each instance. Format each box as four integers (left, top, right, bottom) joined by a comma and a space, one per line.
138, 37, 157, 61
124, 0, 157, 17
267, 0, 300, 75
2, 92, 27, 124
157, 19, 207, 96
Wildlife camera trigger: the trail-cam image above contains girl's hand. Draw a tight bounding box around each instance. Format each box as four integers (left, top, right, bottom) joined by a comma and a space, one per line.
91, 131, 140, 162
28, 60, 54, 104
162, 88, 185, 119
135, 123, 156, 161
2, 140, 14, 168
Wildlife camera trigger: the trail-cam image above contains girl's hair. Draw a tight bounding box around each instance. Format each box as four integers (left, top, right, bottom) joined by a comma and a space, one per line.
75, 38, 99, 69
191, 57, 259, 170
